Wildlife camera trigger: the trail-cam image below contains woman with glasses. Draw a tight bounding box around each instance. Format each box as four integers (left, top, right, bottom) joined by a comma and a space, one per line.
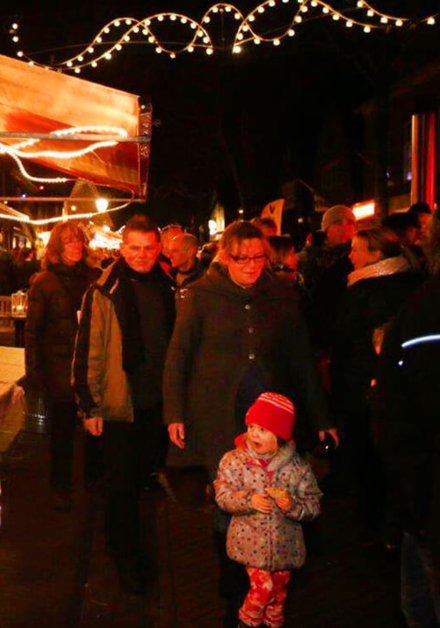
164, 220, 336, 476
25, 222, 100, 511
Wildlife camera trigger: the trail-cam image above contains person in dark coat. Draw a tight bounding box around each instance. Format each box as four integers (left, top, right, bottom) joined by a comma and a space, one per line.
373, 273, 440, 626
330, 227, 422, 538
14, 247, 40, 290
0, 233, 16, 295
25, 221, 100, 511
164, 221, 337, 480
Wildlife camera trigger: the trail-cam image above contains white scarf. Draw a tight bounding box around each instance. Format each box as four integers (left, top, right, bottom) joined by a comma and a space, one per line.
347, 256, 410, 287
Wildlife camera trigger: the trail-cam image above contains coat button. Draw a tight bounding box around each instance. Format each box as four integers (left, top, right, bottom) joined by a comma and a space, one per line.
245, 304, 251, 310
249, 352, 256, 360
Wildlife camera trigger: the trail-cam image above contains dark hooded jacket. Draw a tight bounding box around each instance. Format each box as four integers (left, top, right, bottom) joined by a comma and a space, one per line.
25, 261, 100, 402
163, 262, 332, 475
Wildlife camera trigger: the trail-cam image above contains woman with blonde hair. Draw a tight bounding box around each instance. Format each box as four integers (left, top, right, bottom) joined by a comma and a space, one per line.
25, 221, 100, 511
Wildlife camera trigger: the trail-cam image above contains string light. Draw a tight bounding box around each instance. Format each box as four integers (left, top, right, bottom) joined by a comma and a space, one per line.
11, 3, 438, 68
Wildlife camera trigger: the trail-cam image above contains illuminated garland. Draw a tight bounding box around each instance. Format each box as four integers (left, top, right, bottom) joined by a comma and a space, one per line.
0, 125, 128, 184
10, 1, 439, 69
0, 198, 133, 226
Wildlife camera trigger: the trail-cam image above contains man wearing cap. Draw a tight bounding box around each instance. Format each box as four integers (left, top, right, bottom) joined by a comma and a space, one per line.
302, 205, 357, 348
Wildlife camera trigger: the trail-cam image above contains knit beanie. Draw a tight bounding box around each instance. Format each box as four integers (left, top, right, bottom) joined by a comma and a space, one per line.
321, 205, 356, 232
245, 392, 295, 441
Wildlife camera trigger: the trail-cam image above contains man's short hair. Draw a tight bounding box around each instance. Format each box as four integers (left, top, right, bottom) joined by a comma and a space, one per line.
172, 233, 199, 251
122, 215, 160, 242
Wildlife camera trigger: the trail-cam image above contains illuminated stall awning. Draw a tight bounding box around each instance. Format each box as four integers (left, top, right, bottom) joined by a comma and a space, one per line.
0, 54, 150, 198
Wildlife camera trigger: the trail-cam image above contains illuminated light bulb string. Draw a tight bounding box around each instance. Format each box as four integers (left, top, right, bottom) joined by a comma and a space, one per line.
0, 125, 134, 225
9, 1, 439, 68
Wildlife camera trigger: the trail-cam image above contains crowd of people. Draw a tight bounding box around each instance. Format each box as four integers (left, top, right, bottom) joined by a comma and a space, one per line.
11, 200, 440, 628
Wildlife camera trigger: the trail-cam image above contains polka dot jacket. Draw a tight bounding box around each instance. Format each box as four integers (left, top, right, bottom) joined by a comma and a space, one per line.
214, 437, 322, 571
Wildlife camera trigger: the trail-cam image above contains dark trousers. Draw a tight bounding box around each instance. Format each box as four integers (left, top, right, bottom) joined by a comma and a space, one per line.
102, 405, 164, 557
402, 532, 440, 627
48, 401, 77, 492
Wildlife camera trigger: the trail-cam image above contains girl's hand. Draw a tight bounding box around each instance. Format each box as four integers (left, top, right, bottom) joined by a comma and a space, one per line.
274, 495, 294, 511
250, 493, 273, 514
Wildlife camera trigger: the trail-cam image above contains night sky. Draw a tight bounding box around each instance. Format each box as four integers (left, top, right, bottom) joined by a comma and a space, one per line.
0, 0, 439, 228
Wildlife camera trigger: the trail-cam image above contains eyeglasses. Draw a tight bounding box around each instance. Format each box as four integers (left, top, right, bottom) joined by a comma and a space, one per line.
229, 254, 266, 266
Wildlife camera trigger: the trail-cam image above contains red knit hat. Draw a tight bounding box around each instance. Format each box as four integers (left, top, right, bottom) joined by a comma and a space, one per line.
245, 392, 295, 441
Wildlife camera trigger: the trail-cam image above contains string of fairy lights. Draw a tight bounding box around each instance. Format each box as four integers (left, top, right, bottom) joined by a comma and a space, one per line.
1, 1, 438, 227
9, 1, 439, 70
0, 125, 134, 225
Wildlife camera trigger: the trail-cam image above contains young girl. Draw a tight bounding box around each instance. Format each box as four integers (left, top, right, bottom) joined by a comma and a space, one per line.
214, 392, 322, 628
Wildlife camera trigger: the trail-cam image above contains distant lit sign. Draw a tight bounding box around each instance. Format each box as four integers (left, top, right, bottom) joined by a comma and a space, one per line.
352, 200, 375, 220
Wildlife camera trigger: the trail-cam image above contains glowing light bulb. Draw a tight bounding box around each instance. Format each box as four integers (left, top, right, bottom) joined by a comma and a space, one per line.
92, 61, 98, 67
67, 61, 73, 67
395, 19, 403, 26
288, 28, 295, 36
364, 25, 371, 32
158, 15, 164, 22
249, 15, 255, 21
188, 45, 194, 52
357, 0, 364, 6
428, 17, 436, 25
213, 7, 219, 13
115, 20, 121, 26
125, 19, 132, 25
124, 35, 130, 41
273, 38, 280, 45
75, 68, 81, 74
133, 26, 139, 33
148, 36, 155, 43
206, 48, 214, 55
243, 25, 249, 31
78, 55, 84, 61
142, 29, 148, 35
311, 1, 318, 6
96, 198, 109, 213
203, 36, 209, 43
88, 47, 94, 53
301, 5, 308, 12
97, 36, 102, 43
233, 45, 242, 53
381, 16, 388, 23
254, 37, 261, 44
367, 10, 374, 16
170, 52, 176, 59
170, 14, 177, 21
145, 19, 151, 26
156, 46, 162, 53
332, 13, 340, 20
190, 22, 197, 29
237, 33, 244, 40
12, 23, 18, 30
12, 36, 19, 43
234, 13, 241, 20
203, 16, 211, 23
258, 6, 265, 13
104, 28, 110, 34
269, 0, 276, 6
295, 15, 303, 22
225, 6, 232, 12
105, 52, 112, 59
323, 7, 330, 13
346, 20, 353, 27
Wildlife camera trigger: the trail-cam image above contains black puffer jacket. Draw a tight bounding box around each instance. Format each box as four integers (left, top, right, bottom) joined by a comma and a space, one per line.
25, 261, 100, 402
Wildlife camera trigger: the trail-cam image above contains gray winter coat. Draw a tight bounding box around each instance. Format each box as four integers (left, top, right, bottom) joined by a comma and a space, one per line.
214, 437, 322, 571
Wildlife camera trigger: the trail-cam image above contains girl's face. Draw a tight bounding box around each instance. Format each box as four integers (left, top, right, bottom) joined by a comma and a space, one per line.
247, 424, 278, 456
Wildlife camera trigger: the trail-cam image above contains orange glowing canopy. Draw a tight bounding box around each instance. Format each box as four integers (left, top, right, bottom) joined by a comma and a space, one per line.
0, 54, 150, 197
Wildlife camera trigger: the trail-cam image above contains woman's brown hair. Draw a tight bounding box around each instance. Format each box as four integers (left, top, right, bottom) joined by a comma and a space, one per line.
41, 222, 89, 269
